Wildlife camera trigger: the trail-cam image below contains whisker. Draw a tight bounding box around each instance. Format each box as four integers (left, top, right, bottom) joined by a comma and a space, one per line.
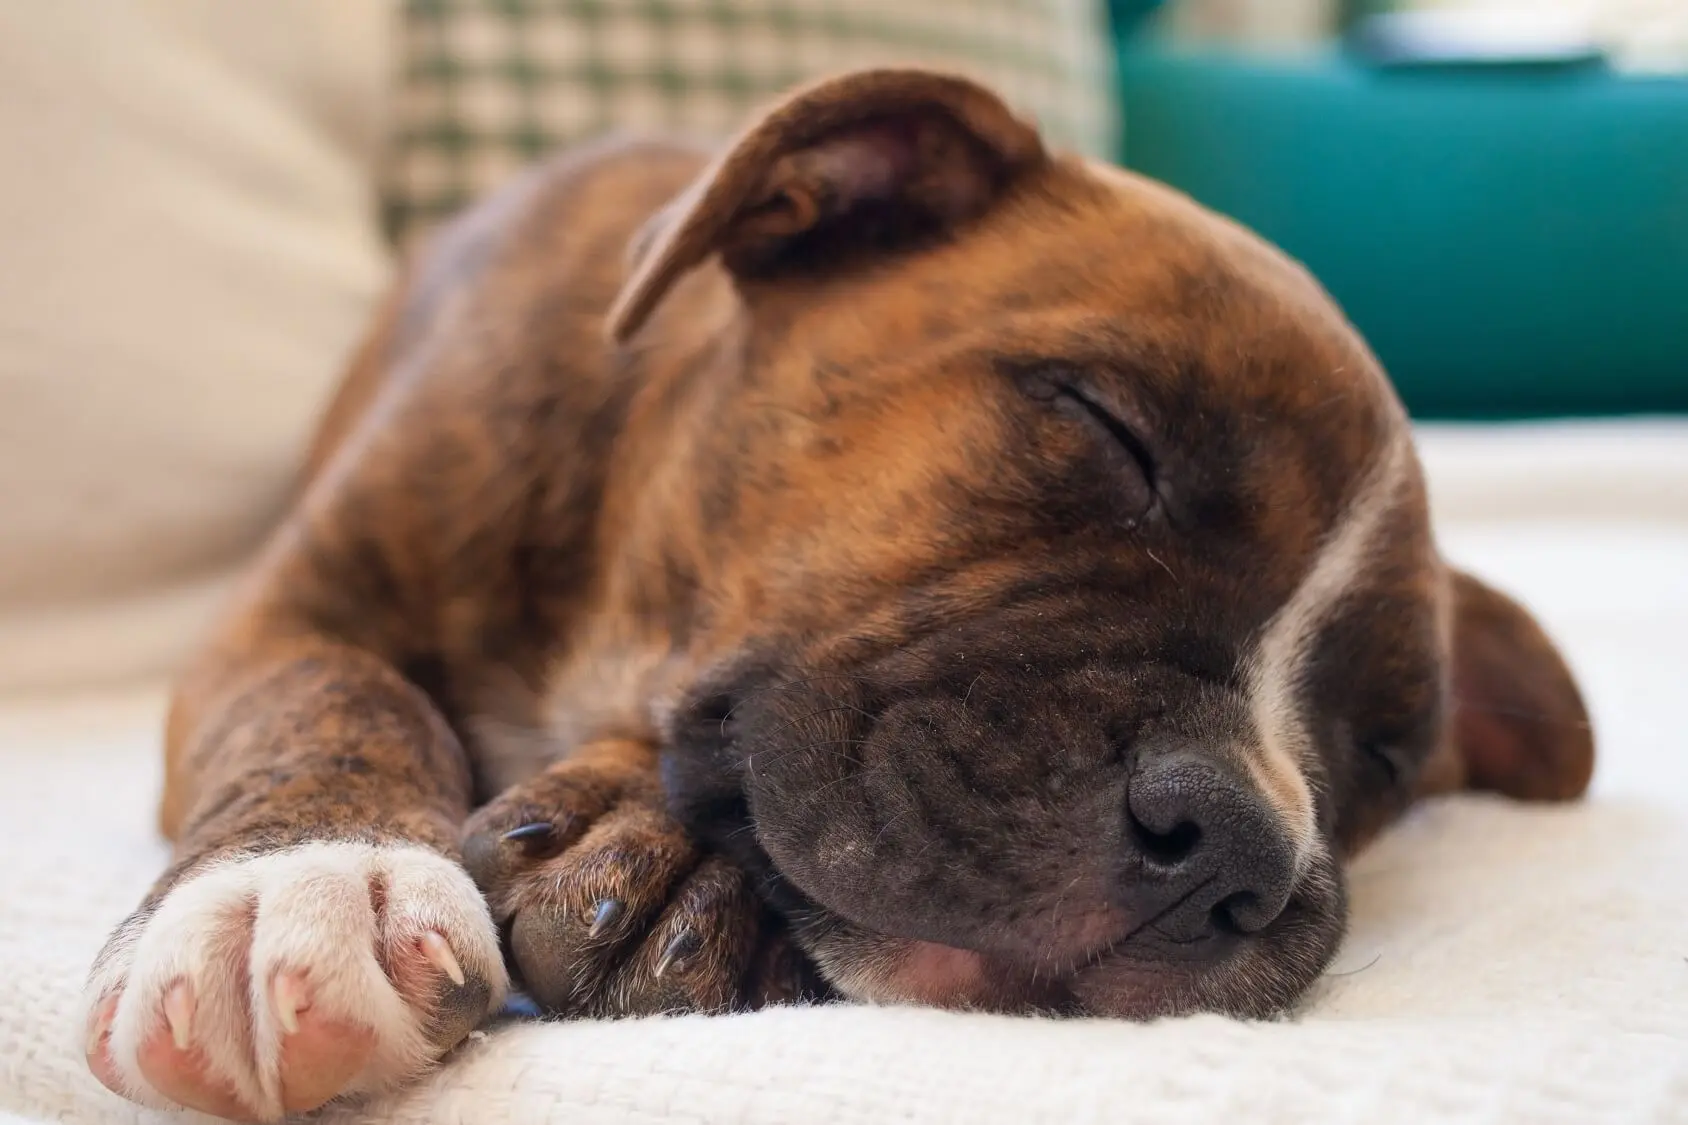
1323, 952, 1382, 979
1145, 548, 1178, 586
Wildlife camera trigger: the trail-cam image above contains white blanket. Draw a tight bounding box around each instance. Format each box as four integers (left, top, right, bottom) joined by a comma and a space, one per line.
3, 421, 1686, 1124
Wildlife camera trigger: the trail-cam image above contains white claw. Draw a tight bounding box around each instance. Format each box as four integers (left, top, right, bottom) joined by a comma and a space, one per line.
163, 983, 194, 1050
272, 973, 307, 1035
86, 1001, 115, 1057
420, 931, 465, 987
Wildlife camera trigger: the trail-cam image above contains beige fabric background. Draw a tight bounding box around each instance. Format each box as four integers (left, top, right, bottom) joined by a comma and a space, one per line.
0, 0, 397, 694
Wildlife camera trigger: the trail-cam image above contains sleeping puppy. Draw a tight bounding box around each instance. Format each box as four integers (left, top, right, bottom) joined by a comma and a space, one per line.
82, 68, 1594, 1121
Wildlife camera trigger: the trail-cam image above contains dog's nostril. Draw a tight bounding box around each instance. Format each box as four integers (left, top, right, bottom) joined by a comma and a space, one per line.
1209, 891, 1259, 936
1122, 752, 1299, 943
1129, 814, 1201, 866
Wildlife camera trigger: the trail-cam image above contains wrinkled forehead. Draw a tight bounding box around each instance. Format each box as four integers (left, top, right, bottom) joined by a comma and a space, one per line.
1050, 159, 1441, 626
775, 153, 1401, 451
750, 151, 1425, 595
957, 156, 1413, 549
743, 148, 1429, 586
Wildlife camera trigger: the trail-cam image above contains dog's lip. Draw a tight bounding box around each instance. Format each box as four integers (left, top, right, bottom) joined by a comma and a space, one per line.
854, 935, 1073, 1012
728, 769, 1340, 1016
747, 808, 1182, 967
753, 829, 1327, 1016
888, 941, 992, 1004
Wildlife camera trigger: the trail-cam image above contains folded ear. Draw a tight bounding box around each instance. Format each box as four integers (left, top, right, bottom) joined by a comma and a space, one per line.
1419, 568, 1595, 802
606, 68, 1046, 343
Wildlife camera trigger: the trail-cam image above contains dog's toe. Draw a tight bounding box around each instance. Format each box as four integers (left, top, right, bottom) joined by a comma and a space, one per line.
84, 842, 506, 1121
464, 760, 771, 1016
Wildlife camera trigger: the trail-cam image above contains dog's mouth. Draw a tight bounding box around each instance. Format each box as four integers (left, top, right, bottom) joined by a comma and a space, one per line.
773, 860, 1343, 1019
664, 761, 1346, 1020
659, 659, 1351, 1019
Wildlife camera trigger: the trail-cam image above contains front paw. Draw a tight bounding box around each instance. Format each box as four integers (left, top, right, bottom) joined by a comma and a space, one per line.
461, 758, 781, 1017
83, 842, 507, 1122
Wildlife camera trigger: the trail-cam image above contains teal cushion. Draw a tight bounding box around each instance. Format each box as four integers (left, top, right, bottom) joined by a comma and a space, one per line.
1110, 44, 1688, 419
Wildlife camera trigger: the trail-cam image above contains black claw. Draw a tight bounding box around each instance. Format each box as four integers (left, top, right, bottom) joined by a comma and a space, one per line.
588, 898, 623, 938
654, 928, 702, 979
502, 822, 556, 853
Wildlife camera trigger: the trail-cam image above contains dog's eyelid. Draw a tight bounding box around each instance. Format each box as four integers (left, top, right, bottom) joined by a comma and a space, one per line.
1345, 718, 1428, 789
993, 356, 1161, 434
992, 354, 1109, 385
1055, 383, 1159, 487
993, 354, 1168, 523
1359, 738, 1403, 784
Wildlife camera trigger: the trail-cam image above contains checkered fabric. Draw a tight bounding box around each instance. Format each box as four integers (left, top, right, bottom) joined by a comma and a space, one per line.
384, 0, 1116, 244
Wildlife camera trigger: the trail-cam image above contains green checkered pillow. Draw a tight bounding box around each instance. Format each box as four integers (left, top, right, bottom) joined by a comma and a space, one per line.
384, 0, 1115, 244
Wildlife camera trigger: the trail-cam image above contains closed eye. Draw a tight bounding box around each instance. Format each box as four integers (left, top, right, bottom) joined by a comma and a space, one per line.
1361, 739, 1406, 785
1055, 383, 1159, 494
998, 357, 1162, 523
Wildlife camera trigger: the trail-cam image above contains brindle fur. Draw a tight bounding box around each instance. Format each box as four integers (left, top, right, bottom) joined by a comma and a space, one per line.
99, 69, 1592, 1117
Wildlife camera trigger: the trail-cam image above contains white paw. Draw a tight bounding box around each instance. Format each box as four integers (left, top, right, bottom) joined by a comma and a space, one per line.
83, 841, 508, 1121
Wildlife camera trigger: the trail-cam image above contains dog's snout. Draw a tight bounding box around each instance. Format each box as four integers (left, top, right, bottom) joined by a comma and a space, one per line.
1125, 752, 1297, 938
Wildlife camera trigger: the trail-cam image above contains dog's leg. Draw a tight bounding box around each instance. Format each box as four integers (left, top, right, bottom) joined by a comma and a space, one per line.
80, 279, 518, 1119
460, 738, 816, 1015
82, 608, 506, 1121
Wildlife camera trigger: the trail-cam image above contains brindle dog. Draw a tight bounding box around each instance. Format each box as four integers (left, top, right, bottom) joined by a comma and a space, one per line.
83, 69, 1593, 1122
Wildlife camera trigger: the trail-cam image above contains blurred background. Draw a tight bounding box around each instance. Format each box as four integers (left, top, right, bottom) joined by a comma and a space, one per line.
0, 0, 1684, 696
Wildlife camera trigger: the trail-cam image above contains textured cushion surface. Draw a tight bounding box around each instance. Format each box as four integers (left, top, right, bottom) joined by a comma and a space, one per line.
384, 0, 1115, 241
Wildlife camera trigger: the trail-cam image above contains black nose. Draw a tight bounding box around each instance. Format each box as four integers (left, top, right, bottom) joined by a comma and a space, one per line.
1124, 752, 1298, 939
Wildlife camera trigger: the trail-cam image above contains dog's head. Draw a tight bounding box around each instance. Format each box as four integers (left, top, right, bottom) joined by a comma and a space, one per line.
611, 69, 1594, 1018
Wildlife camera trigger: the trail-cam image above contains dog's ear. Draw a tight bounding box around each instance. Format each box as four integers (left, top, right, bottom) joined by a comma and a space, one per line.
1418, 568, 1595, 802
606, 68, 1046, 343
